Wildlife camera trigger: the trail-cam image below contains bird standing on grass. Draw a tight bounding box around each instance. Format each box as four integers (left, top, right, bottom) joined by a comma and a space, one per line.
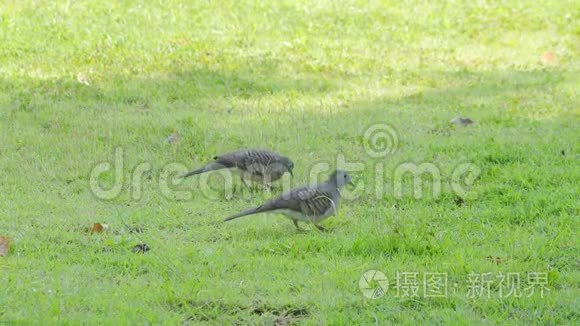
224, 170, 352, 231
180, 149, 294, 187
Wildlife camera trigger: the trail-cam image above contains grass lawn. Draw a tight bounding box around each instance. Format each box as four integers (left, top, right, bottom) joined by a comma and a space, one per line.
1, 0, 579, 324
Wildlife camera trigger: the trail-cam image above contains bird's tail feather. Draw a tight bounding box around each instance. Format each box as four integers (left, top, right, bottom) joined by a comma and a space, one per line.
180, 162, 225, 178
224, 205, 271, 222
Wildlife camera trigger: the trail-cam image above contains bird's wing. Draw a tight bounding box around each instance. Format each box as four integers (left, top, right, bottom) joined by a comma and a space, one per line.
269, 185, 336, 218
215, 149, 280, 171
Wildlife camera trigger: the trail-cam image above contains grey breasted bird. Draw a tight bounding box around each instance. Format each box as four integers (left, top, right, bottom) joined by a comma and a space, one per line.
180, 149, 294, 185
224, 170, 352, 231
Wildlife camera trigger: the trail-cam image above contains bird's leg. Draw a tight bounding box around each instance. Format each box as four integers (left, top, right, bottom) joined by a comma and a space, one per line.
241, 177, 251, 188
293, 220, 304, 232
242, 177, 261, 194
232, 182, 240, 195
262, 183, 273, 192
258, 173, 273, 192
268, 182, 282, 191
314, 224, 329, 232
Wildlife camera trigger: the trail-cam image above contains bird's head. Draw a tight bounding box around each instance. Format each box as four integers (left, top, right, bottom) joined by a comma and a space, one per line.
329, 170, 353, 188
280, 157, 294, 177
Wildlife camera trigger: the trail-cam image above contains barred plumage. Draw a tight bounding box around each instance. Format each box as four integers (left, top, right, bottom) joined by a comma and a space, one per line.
180, 149, 294, 184
224, 170, 352, 231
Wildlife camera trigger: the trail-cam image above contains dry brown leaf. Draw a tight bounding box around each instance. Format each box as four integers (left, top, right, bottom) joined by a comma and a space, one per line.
0, 236, 11, 256
90, 223, 109, 233
541, 51, 557, 65
486, 256, 503, 265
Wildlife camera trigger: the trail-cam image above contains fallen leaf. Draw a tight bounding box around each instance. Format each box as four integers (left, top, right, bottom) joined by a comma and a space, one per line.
77, 73, 90, 86
0, 236, 11, 256
90, 223, 109, 233
450, 116, 474, 126
486, 256, 503, 265
132, 243, 150, 253
541, 51, 557, 65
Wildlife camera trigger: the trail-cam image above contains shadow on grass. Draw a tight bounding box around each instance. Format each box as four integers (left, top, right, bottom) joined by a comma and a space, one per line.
0, 65, 336, 112
1, 64, 574, 129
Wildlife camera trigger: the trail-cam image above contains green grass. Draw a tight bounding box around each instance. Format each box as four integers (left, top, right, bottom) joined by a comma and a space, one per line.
1, 0, 579, 324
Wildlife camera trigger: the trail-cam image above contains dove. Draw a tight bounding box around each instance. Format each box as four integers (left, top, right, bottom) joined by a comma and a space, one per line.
180, 149, 294, 186
224, 170, 352, 231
